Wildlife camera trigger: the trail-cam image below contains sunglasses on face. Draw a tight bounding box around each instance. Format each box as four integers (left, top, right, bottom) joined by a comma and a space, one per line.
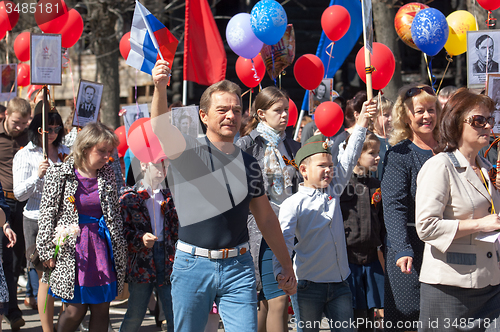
38, 126, 62, 135
404, 86, 436, 100
463, 115, 495, 129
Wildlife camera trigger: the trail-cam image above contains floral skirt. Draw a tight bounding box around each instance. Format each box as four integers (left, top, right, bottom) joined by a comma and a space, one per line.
50, 214, 117, 304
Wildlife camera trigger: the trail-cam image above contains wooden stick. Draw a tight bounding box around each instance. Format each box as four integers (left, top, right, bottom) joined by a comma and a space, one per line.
42, 87, 48, 160
365, 47, 373, 100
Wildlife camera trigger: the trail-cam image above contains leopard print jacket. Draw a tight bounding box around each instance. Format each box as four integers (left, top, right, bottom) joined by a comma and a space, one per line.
36, 157, 127, 300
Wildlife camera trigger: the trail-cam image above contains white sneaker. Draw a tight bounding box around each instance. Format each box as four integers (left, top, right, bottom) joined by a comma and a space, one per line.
18, 275, 27, 288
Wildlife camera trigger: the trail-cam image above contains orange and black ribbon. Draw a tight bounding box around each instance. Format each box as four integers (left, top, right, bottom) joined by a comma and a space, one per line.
67, 196, 77, 212
282, 156, 298, 171
371, 188, 382, 208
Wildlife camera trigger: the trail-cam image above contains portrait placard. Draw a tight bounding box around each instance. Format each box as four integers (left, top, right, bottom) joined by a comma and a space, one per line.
30, 33, 62, 85
73, 80, 104, 127
309, 78, 333, 115
0, 64, 17, 102
467, 30, 500, 88
486, 73, 500, 134
171, 106, 200, 138
122, 104, 150, 143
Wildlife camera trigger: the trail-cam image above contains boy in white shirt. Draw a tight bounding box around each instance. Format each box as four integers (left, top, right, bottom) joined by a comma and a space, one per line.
274, 101, 375, 332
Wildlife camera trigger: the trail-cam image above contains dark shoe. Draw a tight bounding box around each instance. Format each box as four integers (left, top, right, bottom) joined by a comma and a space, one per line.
23, 297, 38, 310
9, 316, 25, 331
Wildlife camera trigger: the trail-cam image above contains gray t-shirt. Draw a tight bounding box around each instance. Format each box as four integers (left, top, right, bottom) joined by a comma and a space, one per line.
167, 135, 265, 249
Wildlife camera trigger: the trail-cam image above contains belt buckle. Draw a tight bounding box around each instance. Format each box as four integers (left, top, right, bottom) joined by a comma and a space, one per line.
207, 250, 211, 259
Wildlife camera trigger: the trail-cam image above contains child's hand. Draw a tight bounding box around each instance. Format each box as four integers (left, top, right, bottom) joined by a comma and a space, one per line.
142, 232, 158, 248
356, 100, 378, 128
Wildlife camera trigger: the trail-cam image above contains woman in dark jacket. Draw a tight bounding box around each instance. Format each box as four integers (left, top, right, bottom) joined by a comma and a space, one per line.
236, 86, 300, 332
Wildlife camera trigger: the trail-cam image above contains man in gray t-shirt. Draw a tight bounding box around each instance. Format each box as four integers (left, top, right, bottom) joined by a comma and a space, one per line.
150, 59, 296, 332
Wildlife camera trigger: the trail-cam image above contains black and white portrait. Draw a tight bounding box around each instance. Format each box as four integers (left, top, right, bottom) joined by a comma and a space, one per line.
487, 74, 500, 134
122, 103, 150, 143
467, 30, 500, 88
73, 80, 103, 127
309, 78, 333, 115
171, 105, 199, 138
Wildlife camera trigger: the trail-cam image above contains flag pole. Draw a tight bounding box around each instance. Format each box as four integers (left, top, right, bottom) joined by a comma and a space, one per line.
183, 80, 187, 105
136, 0, 164, 61
361, 0, 373, 101
294, 109, 305, 141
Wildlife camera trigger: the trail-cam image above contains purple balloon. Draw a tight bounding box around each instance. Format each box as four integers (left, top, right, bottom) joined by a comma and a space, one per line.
226, 13, 264, 59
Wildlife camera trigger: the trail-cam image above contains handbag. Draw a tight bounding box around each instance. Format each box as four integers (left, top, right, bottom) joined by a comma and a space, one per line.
27, 244, 49, 272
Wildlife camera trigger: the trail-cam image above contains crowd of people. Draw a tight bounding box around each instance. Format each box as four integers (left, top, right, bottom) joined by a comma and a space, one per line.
0, 56, 498, 332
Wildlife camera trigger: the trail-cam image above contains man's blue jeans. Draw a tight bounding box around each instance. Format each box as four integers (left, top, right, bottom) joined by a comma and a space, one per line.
291, 280, 354, 332
120, 242, 174, 332
170, 241, 257, 332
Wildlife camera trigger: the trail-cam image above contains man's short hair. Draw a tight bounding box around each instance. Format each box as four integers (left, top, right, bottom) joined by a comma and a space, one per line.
6, 97, 31, 117
199, 80, 242, 114
84, 85, 96, 94
438, 86, 458, 98
476, 35, 494, 49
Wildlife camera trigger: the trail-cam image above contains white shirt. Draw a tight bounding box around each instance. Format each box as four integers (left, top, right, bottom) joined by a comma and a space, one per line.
144, 185, 164, 241
273, 125, 367, 282
13, 141, 70, 219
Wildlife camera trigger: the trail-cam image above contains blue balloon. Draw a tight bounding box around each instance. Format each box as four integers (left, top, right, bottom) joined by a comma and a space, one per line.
250, 0, 288, 46
411, 8, 449, 56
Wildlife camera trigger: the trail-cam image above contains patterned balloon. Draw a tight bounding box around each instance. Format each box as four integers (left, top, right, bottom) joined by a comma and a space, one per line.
411, 8, 449, 56
394, 2, 429, 50
250, 0, 288, 46
226, 13, 264, 59
260, 24, 295, 80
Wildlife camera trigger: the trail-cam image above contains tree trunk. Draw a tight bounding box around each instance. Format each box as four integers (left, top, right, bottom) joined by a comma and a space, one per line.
372, 0, 403, 102
88, 2, 120, 129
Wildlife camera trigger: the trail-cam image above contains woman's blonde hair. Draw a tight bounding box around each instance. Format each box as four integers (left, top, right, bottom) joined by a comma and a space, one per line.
389, 83, 441, 146
69, 122, 119, 168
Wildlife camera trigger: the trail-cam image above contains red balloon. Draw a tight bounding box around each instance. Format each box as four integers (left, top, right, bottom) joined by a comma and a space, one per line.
314, 101, 344, 137
120, 32, 131, 60
294, 54, 324, 91
355, 42, 395, 90
235, 56, 265, 88
115, 126, 128, 158
17, 63, 29, 87
321, 5, 351, 42
14, 32, 30, 62
0, 1, 19, 31
60, 9, 83, 48
35, 0, 69, 34
287, 98, 298, 127
477, 0, 500, 11
127, 118, 166, 163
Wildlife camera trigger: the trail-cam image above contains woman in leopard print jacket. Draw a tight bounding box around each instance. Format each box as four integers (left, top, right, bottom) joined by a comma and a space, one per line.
36, 122, 126, 332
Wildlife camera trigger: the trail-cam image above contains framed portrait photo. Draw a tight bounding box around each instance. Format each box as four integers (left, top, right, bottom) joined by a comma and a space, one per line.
73, 80, 104, 127
467, 30, 500, 88
486, 73, 500, 134
0, 64, 17, 102
309, 78, 333, 115
122, 104, 150, 143
30, 33, 62, 85
171, 105, 200, 138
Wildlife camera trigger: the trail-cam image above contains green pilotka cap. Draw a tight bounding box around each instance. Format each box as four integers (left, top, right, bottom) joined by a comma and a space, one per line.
295, 134, 332, 166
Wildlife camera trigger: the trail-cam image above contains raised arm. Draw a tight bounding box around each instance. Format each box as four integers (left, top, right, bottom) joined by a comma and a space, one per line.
150, 59, 186, 159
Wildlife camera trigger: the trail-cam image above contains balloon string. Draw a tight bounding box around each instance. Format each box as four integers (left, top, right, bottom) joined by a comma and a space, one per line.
241, 88, 251, 97
250, 59, 261, 86
324, 42, 335, 79
423, 54, 434, 90
487, 10, 497, 28
428, 56, 436, 91
437, 55, 453, 95
249, 89, 253, 114
135, 69, 141, 117
271, 46, 277, 87
68, 60, 79, 127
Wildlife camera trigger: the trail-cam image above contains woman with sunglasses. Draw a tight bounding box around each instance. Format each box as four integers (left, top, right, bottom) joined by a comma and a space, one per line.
12, 110, 68, 332
381, 83, 441, 331
415, 89, 500, 330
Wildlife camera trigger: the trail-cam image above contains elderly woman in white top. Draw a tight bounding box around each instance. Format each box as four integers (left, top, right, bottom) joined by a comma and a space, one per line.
416, 88, 500, 330
13, 110, 69, 332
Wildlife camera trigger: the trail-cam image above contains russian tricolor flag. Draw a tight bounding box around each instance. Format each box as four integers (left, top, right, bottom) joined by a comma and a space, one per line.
127, 1, 179, 75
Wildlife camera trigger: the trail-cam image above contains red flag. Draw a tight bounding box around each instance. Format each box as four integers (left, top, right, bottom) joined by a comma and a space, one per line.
184, 0, 227, 86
